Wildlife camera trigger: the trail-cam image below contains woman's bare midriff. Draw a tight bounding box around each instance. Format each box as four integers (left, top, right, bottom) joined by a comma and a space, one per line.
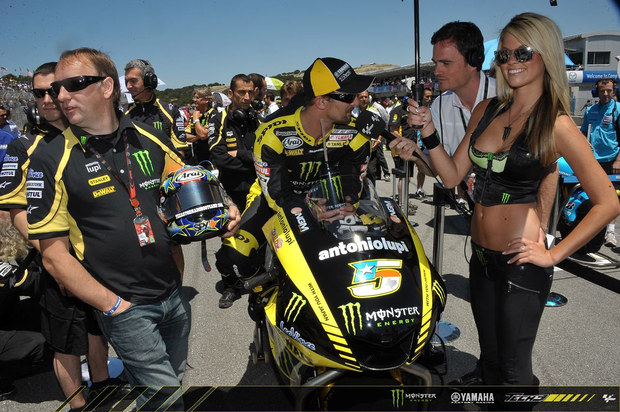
471, 202, 541, 251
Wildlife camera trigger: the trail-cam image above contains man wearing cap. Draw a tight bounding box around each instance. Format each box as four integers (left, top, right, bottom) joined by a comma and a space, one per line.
213, 57, 374, 308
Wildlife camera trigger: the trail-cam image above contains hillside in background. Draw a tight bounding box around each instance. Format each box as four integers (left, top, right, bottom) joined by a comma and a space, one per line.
157, 63, 399, 106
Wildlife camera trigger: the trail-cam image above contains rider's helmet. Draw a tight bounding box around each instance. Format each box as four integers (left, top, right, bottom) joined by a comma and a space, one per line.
159, 165, 229, 244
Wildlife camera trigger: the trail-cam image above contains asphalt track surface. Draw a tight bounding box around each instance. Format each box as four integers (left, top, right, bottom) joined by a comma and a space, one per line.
2, 155, 619, 412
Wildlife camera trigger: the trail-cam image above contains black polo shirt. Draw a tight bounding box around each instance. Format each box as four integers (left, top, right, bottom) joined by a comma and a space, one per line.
27, 114, 185, 304
0, 124, 63, 210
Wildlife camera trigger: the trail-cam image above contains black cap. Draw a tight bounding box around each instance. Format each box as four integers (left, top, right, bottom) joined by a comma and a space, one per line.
303, 57, 374, 98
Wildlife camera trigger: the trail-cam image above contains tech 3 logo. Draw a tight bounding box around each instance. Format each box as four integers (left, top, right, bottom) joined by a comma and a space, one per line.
132, 150, 154, 177
284, 292, 307, 322
338, 302, 362, 335
391, 389, 405, 408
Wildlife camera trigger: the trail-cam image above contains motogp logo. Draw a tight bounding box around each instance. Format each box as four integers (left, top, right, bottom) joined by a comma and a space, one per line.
348, 259, 402, 298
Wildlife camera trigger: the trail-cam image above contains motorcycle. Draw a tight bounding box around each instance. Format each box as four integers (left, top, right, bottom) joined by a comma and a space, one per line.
244, 173, 447, 411
555, 157, 620, 268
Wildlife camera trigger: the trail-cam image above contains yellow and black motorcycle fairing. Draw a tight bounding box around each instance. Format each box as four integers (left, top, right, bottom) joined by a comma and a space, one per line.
255, 178, 446, 388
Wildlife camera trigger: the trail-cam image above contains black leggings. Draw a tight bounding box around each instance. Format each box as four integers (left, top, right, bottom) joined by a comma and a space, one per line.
469, 242, 553, 385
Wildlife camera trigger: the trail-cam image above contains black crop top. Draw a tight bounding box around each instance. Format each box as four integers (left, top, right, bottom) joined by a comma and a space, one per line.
468, 98, 550, 206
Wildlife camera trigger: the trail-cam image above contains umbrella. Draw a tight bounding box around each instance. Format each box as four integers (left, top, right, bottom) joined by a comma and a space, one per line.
212, 91, 231, 107
265, 76, 283, 91
482, 38, 575, 71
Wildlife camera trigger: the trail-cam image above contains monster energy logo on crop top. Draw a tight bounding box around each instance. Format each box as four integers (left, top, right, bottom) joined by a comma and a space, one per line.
132, 150, 154, 177
501, 192, 511, 204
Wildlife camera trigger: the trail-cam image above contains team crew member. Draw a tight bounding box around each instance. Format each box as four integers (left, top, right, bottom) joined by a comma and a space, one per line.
0, 61, 115, 411
392, 13, 620, 388
124, 59, 188, 153
185, 86, 214, 164
26, 48, 240, 410
208, 74, 260, 210
580, 78, 620, 247
214, 57, 373, 308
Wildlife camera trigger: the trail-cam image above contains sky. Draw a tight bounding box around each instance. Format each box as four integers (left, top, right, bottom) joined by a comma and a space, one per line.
2, 0, 619, 90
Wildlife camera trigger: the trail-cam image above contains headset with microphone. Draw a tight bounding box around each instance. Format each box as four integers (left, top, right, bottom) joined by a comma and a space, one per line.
591, 78, 620, 98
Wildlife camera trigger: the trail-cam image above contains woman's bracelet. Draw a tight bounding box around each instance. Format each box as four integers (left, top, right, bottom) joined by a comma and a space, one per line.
421, 131, 440, 150
102, 295, 122, 316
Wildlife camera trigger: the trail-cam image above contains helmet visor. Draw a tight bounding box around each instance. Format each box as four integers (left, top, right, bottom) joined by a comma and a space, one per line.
162, 180, 225, 222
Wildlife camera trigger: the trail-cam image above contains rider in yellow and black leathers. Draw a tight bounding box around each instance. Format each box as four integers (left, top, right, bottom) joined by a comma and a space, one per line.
214, 105, 370, 298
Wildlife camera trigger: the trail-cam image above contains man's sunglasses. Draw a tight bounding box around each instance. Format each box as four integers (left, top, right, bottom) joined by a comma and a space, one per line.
326, 92, 357, 104
50, 76, 106, 97
32, 88, 55, 99
494, 47, 535, 65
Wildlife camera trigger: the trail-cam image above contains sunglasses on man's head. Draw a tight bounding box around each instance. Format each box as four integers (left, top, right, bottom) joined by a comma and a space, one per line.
494, 47, 535, 65
50, 75, 106, 97
31, 88, 55, 99
326, 92, 357, 104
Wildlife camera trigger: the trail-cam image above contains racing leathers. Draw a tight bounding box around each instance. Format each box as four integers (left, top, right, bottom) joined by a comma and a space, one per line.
207, 107, 260, 210
214, 106, 370, 283
125, 94, 188, 152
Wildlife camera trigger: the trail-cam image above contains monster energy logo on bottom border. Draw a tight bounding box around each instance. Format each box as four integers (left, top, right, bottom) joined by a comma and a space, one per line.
132, 150, 154, 177
501, 192, 511, 204
392, 389, 404, 408
338, 302, 362, 335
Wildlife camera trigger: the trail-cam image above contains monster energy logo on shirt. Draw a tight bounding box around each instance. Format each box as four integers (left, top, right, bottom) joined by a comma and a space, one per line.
338, 302, 362, 335
132, 150, 154, 177
501, 192, 511, 204
284, 292, 307, 322
153, 121, 163, 130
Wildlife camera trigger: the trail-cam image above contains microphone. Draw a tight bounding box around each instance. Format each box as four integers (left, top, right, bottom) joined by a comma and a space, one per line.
354, 109, 398, 143
131, 88, 149, 100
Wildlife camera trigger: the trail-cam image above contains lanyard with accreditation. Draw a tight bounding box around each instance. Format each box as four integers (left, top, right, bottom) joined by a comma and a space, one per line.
85, 132, 156, 247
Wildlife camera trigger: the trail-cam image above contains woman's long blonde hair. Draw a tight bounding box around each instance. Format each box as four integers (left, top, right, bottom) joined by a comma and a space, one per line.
0, 218, 29, 262
495, 12, 570, 167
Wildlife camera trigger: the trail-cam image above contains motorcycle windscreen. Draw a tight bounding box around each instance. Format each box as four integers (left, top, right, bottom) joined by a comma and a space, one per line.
161, 180, 225, 221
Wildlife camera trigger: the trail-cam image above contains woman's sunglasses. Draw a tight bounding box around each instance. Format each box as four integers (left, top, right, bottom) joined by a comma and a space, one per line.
50, 75, 106, 97
494, 47, 535, 65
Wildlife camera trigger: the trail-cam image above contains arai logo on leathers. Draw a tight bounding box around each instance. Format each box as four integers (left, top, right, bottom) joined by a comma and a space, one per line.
173, 169, 206, 183
282, 136, 303, 149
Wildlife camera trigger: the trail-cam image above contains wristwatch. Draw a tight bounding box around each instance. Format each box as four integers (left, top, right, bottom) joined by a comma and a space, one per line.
193, 118, 199, 124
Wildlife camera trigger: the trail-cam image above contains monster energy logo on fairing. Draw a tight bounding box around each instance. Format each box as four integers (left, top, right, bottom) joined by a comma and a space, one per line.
132, 150, 154, 177
391, 389, 405, 408
153, 121, 163, 130
284, 292, 307, 322
299, 161, 322, 181
501, 192, 511, 204
338, 302, 362, 335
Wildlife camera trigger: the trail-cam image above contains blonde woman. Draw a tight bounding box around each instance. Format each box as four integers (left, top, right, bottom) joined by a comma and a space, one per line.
391, 12, 620, 385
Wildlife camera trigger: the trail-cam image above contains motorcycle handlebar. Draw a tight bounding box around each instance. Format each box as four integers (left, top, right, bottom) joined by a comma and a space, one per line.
243, 271, 276, 290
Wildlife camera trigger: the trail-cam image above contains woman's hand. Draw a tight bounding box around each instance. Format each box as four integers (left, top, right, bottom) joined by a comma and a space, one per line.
404, 99, 435, 137
505, 229, 556, 267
